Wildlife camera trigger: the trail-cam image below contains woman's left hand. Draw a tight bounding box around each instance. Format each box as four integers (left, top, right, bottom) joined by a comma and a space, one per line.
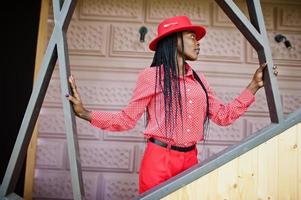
247, 63, 278, 95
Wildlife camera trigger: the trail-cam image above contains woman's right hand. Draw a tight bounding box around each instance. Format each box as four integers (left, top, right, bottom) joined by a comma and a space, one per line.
66, 75, 91, 121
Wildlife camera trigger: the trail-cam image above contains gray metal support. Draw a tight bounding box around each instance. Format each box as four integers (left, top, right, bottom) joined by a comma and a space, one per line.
246, 0, 284, 123
53, 0, 85, 199
0, 33, 58, 198
215, 0, 284, 123
0, 0, 83, 199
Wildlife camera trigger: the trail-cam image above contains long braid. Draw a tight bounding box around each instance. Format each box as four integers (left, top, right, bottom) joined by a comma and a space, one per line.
150, 33, 184, 138
149, 32, 210, 142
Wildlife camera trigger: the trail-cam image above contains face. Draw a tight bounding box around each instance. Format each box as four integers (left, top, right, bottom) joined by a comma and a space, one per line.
177, 31, 200, 61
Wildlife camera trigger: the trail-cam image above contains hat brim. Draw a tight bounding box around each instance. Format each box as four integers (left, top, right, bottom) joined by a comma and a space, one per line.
149, 25, 206, 51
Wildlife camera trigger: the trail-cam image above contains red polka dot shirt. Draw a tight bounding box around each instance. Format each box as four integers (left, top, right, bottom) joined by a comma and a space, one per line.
90, 64, 255, 147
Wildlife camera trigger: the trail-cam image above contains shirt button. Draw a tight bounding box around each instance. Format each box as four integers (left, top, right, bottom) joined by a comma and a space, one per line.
189, 100, 193, 104
188, 115, 192, 119
187, 88, 190, 92
187, 129, 190, 132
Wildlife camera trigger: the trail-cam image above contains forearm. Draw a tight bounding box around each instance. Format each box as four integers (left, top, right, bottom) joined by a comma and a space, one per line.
246, 80, 260, 95
90, 110, 138, 131
210, 89, 255, 126
77, 108, 92, 122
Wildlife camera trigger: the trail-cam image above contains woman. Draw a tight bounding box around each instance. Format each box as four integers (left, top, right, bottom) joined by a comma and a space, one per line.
67, 15, 268, 194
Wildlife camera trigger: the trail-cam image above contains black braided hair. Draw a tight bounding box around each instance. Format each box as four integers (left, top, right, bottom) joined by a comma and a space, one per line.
148, 32, 210, 141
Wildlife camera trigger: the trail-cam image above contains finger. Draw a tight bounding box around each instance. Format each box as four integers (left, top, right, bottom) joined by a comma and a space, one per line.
71, 87, 81, 100
66, 94, 79, 104
260, 62, 267, 68
258, 80, 264, 88
69, 75, 81, 99
69, 75, 77, 90
257, 62, 267, 72
66, 88, 80, 101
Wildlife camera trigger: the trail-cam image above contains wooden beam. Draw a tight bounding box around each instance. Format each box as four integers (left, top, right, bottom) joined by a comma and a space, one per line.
23, 0, 50, 199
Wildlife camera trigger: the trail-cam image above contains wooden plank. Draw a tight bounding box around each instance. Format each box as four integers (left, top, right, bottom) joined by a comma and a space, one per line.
161, 123, 301, 200
161, 168, 219, 200
200, 170, 219, 199
217, 158, 239, 200
186, 170, 218, 200
278, 125, 298, 200
257, 135, 278, 200
160, 190, 179, 200
237, 147, 258, 200
23, 0, 49, 199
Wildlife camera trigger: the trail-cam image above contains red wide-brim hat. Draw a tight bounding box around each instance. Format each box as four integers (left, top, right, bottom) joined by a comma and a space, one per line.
149, 15, 206, 51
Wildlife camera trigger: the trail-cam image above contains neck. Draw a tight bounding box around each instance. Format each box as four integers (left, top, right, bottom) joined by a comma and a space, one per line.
177, 52, 185, 75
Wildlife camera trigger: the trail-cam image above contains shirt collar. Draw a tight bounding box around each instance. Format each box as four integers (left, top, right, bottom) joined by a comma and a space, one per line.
184, 63, 193, 77
156, 63, 194, 78
177, 63, 193, 79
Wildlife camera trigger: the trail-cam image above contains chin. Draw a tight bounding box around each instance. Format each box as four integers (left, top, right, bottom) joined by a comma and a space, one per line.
186, 56, 198, 61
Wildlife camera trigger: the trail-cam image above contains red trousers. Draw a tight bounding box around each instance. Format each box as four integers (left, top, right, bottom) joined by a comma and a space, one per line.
139, 141, 198, 194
